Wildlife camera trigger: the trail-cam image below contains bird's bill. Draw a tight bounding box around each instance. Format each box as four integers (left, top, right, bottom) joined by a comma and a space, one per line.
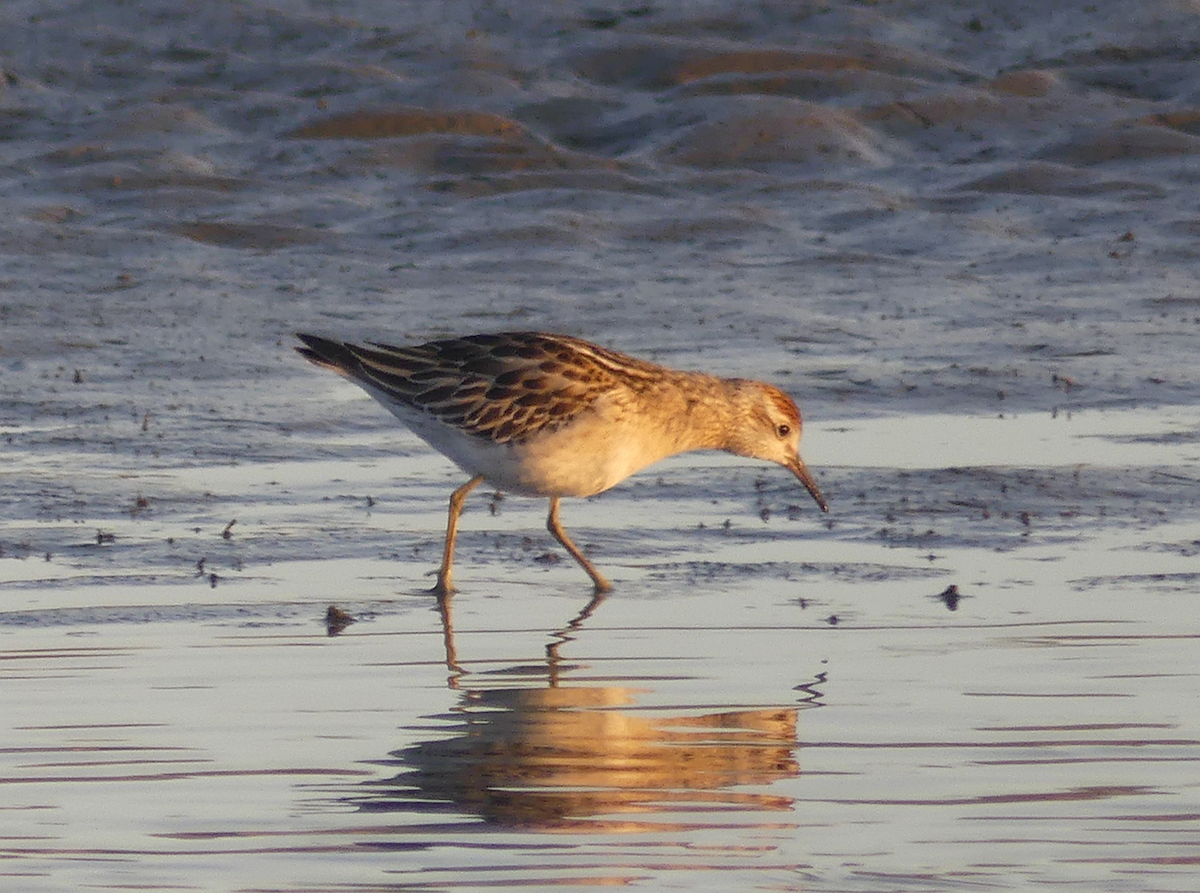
789, 457, 828, 512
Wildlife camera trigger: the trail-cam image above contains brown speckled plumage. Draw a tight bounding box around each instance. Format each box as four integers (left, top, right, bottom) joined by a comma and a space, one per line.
299, 332, 669, 444
296, 330, 826, 594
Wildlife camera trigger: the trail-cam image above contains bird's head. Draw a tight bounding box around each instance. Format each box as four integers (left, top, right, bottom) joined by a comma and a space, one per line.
727, 381, 828, 512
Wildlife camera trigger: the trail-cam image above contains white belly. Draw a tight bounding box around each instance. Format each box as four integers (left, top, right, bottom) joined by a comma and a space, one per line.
390, 399, 676, 498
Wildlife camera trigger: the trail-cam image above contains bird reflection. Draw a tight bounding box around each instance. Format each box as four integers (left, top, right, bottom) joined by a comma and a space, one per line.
351, 592, 800, 830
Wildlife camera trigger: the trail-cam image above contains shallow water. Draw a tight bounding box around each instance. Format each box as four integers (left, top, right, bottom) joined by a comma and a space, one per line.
3, 1, 1200, 890
5, 582, 1200, 893
4, 404, 1199, 892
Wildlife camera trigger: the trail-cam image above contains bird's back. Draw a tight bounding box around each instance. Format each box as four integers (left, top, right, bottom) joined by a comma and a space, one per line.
296, 331, 664, 444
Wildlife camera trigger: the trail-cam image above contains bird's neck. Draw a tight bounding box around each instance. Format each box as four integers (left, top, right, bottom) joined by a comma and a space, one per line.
653, 373, 740, 454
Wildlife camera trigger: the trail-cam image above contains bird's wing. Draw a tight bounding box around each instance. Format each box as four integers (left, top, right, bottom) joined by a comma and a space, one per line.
297, 332, 659, 444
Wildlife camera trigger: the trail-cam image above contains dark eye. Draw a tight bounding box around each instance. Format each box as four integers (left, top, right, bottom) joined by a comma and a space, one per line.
776, 423, 791, 438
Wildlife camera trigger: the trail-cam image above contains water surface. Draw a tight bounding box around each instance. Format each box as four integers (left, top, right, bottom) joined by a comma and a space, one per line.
3, 1, 1200, 890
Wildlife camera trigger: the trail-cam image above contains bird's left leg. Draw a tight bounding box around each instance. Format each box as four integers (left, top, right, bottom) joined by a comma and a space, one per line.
433, 475, 485, 595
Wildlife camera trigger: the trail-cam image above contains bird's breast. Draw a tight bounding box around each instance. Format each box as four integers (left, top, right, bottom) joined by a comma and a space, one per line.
498, 407, 687, 497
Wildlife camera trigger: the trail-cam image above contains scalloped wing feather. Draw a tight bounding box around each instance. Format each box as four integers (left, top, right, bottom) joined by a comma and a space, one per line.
303, 332, 663, 444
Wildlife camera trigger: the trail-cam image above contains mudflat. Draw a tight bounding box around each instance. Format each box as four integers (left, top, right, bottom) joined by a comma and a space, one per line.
2, 2, 1198, 891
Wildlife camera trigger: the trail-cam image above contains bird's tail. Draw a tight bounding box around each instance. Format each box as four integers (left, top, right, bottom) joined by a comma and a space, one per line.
295, 333, 361, 378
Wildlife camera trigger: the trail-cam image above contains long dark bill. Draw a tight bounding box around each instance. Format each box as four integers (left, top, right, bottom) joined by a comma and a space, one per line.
789, 457, 829, 513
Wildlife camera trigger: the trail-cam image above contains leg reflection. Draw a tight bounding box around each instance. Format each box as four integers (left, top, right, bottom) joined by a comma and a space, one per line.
546, 591, 607, 687
434, 589, 608, 690
435, 591, 467, 688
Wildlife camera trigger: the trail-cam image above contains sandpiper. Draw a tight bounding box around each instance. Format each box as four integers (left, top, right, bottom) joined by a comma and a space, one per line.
296, 331, 827, 593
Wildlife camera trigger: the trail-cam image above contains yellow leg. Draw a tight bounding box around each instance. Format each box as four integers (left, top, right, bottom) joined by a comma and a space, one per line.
433, 475, 484, 595
546, 497, 612, 593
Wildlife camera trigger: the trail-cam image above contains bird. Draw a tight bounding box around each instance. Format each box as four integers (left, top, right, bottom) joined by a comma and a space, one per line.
295, 331, 827, 594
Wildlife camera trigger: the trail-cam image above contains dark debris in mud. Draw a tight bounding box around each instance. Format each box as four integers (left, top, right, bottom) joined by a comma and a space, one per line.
822, 464, 1199, 551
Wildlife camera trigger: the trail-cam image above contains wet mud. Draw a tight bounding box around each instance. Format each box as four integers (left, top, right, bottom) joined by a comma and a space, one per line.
3, 1, 1200, 891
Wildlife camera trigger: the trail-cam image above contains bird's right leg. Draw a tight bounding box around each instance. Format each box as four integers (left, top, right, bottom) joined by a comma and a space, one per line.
546, 497, 612, 594
433, 475, 485, 595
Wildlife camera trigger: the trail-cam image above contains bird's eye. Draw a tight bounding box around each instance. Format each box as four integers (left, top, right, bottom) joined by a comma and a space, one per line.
776, 423, 791, 438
